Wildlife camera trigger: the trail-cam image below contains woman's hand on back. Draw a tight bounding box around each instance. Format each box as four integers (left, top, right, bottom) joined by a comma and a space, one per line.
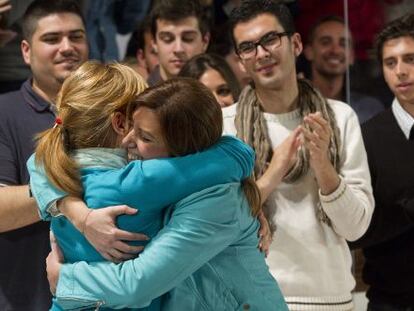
83, 205, 148, 263
59, 197, 148, 263
46, 232, 63, 295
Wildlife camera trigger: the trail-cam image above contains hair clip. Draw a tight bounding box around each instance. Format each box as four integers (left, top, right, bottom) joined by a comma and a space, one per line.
53, 117, 62, 129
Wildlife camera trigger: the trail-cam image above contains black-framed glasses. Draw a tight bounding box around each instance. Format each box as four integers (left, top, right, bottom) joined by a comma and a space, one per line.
236, 31, 291, 60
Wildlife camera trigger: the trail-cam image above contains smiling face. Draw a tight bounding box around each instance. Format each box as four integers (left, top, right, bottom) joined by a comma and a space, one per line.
382, 36, 414, 108
131, 106, 169, 160
233, 13, 302, 91
154, 17, 209, 80
21, 13, 88, 100
305, 20, 353, 78
199, 68, 235, 107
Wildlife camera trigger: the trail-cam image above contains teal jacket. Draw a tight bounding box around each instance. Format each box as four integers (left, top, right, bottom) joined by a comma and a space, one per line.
28, 136, 287, 311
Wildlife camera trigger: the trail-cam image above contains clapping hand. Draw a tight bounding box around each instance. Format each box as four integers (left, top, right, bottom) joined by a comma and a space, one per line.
303, 112, 340, 194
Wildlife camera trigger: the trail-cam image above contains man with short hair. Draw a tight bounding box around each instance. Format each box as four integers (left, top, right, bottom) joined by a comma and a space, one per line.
0, 0, 88, 309
304, 15, 384, 123
147, 0, 210, 85
223, 1, 374, 309
350, 13, 414, 311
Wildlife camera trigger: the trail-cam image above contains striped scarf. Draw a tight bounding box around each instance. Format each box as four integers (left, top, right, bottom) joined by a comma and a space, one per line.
235, 79, 341, 232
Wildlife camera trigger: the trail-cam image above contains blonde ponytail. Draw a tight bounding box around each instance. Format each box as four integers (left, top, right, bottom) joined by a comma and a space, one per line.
35, 126, 82, 197
34, 61, 148, 197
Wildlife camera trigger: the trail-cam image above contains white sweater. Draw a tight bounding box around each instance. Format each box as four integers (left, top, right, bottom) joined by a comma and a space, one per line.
223, 99, 374, 310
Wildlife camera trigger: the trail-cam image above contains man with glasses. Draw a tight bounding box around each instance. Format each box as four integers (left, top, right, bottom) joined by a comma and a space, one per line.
223, 1, 374, 309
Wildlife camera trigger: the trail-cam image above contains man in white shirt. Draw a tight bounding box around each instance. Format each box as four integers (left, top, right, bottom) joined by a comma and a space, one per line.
223, 1, 374, 309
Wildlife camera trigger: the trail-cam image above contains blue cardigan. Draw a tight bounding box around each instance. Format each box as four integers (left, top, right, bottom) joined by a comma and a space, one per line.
28, 136, 287, 310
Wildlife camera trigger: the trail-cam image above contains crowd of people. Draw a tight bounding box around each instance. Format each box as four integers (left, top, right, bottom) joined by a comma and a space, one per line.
0, 0, 413, 311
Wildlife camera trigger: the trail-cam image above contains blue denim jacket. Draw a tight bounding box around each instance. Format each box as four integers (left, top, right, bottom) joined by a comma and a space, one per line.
55, 184, 287, 311
27, 136, 287, 310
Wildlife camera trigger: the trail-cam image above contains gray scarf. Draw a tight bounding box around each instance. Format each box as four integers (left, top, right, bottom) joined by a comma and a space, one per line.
235, 79, 341, 232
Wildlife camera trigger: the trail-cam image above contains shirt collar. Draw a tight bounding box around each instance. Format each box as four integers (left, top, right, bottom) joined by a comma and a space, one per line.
392, 97, 414, 139
21, 79, 56, 114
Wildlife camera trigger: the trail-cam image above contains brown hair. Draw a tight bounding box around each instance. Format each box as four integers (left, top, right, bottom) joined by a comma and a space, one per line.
376, 13, 414, 64
22, 0, 84, 42
229, 0, 295, 50
179, 53, 241, 102
35, 61, 148, 197
132, 77, 222, 156
131, 77, 261, 215
150, 0, 210, 39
